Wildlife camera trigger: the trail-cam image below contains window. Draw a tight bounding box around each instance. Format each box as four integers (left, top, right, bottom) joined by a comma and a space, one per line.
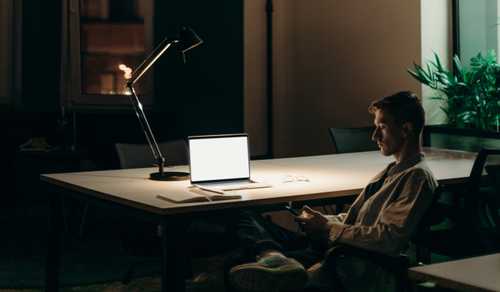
65, 0, 153, 107
457, 0, 500, 62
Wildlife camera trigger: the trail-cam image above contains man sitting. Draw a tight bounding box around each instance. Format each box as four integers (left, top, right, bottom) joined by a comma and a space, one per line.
228, 91, 438, 292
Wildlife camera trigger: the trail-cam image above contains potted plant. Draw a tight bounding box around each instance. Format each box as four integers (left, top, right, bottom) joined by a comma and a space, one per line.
408, 51, 500, 132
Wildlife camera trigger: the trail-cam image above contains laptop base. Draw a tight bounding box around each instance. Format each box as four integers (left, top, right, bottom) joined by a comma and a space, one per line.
194, 180, 272, 192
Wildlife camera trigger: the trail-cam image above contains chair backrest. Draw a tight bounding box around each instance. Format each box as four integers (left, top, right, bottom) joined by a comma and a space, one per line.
486, 164, 500, 190
467, 148, 500, 193
115, 139, 188, 169
414, 185, 444, 234
319, 186, 444, 290
410, 184, 445, 264
328, 127, 378, 153
485, 164, 500, 233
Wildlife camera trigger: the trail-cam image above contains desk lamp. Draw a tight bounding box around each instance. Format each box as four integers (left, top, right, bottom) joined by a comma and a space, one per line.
127, 26, 203, 181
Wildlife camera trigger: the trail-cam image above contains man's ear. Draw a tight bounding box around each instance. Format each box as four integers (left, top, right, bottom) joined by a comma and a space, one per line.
402, 122, 413, 138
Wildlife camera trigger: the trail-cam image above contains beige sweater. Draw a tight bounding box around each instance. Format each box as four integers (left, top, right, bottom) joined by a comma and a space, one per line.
327, 154, 438, 256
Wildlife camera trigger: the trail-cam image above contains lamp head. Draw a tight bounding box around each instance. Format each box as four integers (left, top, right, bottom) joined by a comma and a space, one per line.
179, 26, 204, 54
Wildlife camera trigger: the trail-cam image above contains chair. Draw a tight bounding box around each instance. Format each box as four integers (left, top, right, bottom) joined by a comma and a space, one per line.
466, 148, 500, 232
485, 164, 500, 235
410, 185, 445, 264
115, 139, 188, 168
116, 140, 238, 283
113, 140, 189, 282
322, 245, 410, 292
328, 127, 378, 154
314, 185, 445, 292
79, 140, 188, 236
327, 127, 378, 213
424, 148, 500, 258
451, 148, 500, 237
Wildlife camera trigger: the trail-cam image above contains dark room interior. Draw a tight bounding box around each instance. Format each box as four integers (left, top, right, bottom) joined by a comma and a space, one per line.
1, 0, 500, 292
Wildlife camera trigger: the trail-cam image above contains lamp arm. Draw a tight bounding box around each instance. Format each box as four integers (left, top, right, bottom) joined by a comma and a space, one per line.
123, 27, 202, 180
127, 84, 165, 176
129, 38, 179, 86
125, 37, 181, 176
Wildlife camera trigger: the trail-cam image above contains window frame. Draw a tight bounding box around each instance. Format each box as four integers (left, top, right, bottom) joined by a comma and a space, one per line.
452, 0, 460, 57
66, 0, 154, 109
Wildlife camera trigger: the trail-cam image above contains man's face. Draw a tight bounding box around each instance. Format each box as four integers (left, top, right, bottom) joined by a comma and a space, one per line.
371, 109, 405, 156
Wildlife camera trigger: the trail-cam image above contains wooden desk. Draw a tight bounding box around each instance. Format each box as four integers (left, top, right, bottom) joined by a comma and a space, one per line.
408, 253, 500, 291
42, 147, 476, 292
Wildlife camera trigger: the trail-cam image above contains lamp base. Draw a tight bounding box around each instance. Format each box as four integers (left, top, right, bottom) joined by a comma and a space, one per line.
150, 171, 190, 181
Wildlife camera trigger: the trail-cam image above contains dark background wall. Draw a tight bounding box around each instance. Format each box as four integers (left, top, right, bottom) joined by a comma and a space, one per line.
1, 0, 61, 206
153, 0, 244, 139
2, 0, 245, 207
21, 0, 61, 112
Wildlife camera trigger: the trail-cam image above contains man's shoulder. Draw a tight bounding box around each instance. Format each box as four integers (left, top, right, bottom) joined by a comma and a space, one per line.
409, 159, 433, 175
402, 160, 438, 187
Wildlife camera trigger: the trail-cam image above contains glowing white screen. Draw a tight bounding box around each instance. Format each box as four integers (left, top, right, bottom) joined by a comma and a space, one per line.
189, 136, 250, 182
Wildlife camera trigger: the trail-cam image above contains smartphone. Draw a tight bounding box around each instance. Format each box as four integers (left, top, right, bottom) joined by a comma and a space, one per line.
285, 205, 300, 216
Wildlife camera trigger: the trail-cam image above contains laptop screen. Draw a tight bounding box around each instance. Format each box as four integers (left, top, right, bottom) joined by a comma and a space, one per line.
188, 134, 250, 183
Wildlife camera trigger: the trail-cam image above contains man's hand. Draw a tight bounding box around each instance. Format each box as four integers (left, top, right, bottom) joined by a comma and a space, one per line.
295, 206, 330, 240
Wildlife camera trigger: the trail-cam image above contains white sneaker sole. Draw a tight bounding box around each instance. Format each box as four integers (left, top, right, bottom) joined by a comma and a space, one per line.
229, 259, 308, 292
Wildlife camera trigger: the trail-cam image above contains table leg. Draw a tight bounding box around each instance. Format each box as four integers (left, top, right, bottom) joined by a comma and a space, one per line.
160, 220, 186, 292
45, 191, 63, 292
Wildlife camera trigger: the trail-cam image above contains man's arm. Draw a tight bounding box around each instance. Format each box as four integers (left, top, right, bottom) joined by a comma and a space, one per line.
298, 169, 435, 255
330, 170, 435, 255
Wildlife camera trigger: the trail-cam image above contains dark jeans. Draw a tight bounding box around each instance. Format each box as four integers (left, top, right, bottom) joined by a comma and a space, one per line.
223, 211, 335, 292
229, 211, 324, 269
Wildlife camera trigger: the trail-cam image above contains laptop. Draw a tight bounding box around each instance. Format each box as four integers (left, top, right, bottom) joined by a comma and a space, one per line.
188, 133, 271, 192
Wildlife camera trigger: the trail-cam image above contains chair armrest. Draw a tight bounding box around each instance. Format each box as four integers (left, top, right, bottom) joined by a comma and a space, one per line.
325, 245, 409, 275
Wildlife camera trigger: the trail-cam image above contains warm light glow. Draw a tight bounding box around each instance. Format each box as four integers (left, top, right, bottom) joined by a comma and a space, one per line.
118, 64, 132, 80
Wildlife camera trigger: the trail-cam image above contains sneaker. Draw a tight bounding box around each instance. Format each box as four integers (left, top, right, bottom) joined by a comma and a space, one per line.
229, 252, 308, 292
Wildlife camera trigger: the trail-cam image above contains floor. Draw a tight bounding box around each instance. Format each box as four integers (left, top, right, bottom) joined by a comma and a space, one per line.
0, 198, 229, 292
2, 196, 496, 292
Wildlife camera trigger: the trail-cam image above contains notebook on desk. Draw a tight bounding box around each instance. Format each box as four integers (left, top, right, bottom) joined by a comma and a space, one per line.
188, 133, 271, 193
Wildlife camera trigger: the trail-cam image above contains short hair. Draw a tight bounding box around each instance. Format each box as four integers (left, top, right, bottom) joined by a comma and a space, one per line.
368, 91, 425, 135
